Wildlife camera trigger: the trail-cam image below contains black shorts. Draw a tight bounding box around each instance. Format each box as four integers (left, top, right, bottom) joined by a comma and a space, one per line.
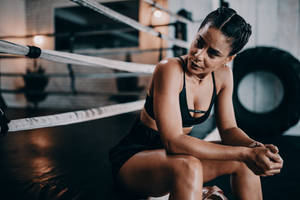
109, 117, 163, 178
109, 117, 163, 199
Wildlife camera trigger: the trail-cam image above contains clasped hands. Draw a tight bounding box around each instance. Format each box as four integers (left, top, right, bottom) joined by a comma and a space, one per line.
245, 141, 283, 177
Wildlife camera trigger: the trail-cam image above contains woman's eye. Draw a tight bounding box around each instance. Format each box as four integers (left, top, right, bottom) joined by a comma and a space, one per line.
208, 54, 216, 58
208, 49, 218, 58
196, 39, 204, 49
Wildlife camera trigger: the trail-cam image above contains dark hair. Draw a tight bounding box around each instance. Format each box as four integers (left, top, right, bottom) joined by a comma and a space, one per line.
199, 7, 252, 56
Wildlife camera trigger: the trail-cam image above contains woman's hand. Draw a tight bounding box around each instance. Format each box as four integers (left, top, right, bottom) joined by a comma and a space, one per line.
248, 141, 279, 154
244, 146, 283, 176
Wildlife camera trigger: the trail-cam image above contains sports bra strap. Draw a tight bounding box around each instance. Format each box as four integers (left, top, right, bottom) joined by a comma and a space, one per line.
212, 71, 216, 95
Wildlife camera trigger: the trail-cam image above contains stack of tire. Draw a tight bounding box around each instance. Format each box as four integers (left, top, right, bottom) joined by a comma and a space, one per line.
232, 47, 300, 139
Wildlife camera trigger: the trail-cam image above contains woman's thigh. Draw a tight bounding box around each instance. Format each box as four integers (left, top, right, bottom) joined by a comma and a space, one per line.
117, 149, 243, 197
117, 149, 175, 197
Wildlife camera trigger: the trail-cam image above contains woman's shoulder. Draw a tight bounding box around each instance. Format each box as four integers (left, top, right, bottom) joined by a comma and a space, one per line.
154, 57, 184, 76
151, 57, 185, 92
214, 65, 233, 93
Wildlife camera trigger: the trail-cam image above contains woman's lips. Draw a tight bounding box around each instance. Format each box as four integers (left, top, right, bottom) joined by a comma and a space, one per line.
191, 60, 204, 70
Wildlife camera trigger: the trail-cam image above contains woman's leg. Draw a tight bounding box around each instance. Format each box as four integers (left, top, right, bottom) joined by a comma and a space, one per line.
230, 162, 262, 200
118, 149, 203, 199
118, 149, 262, 200
201, 159, 262, 200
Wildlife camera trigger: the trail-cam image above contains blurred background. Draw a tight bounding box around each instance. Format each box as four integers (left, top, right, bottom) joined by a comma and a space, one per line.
0, 0, 299, 199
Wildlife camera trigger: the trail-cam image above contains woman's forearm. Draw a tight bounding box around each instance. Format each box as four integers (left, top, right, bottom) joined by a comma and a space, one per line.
166, 134, 250, 161
220, 127, 256, 147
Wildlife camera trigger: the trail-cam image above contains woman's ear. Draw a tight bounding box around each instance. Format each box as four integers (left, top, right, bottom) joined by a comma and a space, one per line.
226, 54, 236, 64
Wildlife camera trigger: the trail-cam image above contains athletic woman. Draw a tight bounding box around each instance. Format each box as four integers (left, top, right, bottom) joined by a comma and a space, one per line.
110, 7, 283, 200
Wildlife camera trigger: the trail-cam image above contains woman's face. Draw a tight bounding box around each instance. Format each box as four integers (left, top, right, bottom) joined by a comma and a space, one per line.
187, 23, 235, 78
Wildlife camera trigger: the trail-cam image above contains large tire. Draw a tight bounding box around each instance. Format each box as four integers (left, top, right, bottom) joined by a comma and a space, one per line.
233, 47, 300, 138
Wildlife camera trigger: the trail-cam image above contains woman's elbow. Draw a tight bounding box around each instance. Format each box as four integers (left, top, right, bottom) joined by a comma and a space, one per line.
163, 140, 174, 154
163, 137, 181, 155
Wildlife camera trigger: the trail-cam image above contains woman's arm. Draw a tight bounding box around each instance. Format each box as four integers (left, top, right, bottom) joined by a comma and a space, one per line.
214, 67, 281, 153
213, 67, 283, 170
214, 67, 257, 146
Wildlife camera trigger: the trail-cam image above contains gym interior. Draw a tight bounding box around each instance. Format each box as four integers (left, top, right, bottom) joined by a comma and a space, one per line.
0, 0, 299, 199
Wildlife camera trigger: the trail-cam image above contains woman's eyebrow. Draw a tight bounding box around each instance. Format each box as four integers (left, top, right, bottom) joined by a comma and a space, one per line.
198, 35, 222, 56
198, 35, 205, 43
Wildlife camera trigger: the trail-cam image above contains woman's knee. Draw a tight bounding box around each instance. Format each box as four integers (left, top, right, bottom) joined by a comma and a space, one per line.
233, 161, 253, 175
171, 155, 203, 182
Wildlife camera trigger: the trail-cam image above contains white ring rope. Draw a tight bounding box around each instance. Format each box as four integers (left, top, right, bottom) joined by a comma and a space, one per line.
142, 0, 194, 25
70, 0, 189, 49
8, 100, 145, 132
0, 72, 148, 79
0, 40, 155, 73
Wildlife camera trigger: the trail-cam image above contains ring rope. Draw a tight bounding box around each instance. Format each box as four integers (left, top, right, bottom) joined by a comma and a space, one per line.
0, 40, 155, 73
0, 89, 145, 96
75, 47, 172, 56
142, 0, 194, 25
8, 100, 145, 132
0, 72, 148, 79
70, 0, 189, 49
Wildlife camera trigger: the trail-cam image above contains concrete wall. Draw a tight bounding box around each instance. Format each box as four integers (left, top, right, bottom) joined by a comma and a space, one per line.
0, 0, 28, 107
169, 0, 300, 58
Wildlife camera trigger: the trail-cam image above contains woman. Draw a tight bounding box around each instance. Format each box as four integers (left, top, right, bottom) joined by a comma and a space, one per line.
109, 7, 283, 200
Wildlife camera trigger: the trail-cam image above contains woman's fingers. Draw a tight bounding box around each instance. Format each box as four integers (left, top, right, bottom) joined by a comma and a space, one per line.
266, 150, 283, 163
265, 144, 279, 154
248, 141, 264, 148
257, 149, 283, 173
260, 168, 281, 177
269, 161, 283, 170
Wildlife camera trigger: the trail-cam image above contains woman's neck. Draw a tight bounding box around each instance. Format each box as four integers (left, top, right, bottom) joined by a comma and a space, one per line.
186, 71, 209, 85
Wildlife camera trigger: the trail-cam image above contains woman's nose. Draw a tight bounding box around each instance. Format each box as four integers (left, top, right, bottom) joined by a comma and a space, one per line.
194, 49, 205, 61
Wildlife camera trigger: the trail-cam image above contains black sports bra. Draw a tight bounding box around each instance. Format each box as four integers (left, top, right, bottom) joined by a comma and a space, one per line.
144, 57, 217, 127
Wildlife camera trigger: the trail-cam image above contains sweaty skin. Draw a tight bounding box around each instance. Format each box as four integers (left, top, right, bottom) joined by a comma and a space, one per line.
119, 24, 283, 200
